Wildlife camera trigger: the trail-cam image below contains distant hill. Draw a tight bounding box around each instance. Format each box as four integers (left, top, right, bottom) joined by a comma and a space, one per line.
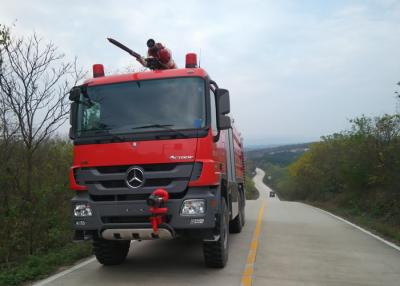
244, 144, 280, 152
246, 142, 312, 167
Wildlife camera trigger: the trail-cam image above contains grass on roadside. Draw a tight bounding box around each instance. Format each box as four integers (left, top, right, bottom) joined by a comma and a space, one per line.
0, 242, 92, 286
245, 176, 259, 200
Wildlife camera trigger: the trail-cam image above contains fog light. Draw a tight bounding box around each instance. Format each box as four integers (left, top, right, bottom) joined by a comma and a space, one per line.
74, 204, 93, 217
180, 199, 206, 216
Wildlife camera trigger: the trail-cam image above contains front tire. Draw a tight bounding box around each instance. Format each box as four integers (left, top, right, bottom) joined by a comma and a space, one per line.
93, 239, 130, 266
203, 199, 229, 268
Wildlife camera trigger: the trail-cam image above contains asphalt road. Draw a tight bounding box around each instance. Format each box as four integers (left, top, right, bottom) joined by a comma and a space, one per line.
35, 168, 400, 286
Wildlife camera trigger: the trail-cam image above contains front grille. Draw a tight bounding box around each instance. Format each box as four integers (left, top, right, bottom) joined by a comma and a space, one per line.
98, 178, 173, 189
76, 162, 194, 197
90, 191, 186, 202
94, 163, 177, 174
99, 180, 126, 189
143, 178, 173, 187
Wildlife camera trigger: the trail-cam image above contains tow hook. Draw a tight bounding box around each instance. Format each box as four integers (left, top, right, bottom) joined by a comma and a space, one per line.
147, 188, 169, 237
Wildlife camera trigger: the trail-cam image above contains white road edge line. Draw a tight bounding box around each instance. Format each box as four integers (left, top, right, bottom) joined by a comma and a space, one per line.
33, 256, 96, 286
307, 203, 400, 252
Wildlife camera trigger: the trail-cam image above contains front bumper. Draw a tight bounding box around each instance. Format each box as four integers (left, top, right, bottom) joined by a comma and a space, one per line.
71, 187, 219, 239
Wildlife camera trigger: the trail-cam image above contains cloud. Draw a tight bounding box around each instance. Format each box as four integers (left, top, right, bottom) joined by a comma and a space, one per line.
1, 0, 399, 144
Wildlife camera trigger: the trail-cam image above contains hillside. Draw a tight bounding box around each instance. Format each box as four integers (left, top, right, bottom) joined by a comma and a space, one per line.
246, 142, 311, 170
246, 114, 400, 245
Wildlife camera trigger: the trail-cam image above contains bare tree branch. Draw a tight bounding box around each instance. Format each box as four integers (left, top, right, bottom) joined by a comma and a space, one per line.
0, 30, 86, 152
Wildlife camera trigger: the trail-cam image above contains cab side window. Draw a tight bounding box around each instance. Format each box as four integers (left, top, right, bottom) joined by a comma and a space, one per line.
209, 88, 218, 133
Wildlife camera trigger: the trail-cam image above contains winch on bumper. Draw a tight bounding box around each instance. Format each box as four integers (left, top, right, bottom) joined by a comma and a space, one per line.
71, 187, 219, 241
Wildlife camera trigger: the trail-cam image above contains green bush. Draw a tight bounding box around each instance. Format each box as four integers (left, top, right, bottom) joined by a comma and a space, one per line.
0, 139, 74, 263
279, 114, 400, 241
0, 242, 92, 286
245, 176, 259, 200
250, 114, 400, 243
0, 138, 94, 285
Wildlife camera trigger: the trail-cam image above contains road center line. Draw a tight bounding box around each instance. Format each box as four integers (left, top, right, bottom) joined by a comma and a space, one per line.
241, 201, 265, 286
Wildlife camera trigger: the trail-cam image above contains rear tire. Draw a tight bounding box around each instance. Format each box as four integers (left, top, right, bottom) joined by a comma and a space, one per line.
203, 199, 229, 268
93, 239, 130, 266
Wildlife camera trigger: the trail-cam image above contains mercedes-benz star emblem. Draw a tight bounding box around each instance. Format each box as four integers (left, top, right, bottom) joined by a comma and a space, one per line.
125, 166, 145, 189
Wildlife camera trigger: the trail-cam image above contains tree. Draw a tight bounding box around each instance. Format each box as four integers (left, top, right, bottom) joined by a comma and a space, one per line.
0, 24, 85, 254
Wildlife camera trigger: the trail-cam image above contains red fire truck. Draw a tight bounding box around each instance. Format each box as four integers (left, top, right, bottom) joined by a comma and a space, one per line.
69, 41, 245, 268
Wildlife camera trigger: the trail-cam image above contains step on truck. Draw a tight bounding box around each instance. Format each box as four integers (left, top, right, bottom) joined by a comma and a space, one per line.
69, 39, 246, 268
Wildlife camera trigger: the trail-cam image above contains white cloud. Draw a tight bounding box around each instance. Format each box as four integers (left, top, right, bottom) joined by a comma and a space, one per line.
1, 0, 399, 144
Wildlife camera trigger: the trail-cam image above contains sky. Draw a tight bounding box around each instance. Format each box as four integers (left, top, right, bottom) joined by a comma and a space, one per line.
1, 0, 399, 145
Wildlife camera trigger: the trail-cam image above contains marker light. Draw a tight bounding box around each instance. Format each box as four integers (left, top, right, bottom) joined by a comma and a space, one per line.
185, 53, 197, 68
92, 64, 105, 78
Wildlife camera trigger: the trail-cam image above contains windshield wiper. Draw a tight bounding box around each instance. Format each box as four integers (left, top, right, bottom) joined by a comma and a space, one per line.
131, 124, 173, 129
131, 124, 189, 138
94, 130, 125, 142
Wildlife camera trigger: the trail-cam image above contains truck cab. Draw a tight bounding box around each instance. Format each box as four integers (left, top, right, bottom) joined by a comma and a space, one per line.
69, 61, 246, 268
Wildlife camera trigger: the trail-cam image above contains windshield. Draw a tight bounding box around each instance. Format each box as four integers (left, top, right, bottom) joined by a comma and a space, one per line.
75, 77, 206, 137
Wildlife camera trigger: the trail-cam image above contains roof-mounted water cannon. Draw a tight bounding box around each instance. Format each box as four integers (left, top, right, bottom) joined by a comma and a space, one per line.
147, 39, 156, 49
185, 53, 198, 68
107, 37, 176, 70
146, 38, 176, 69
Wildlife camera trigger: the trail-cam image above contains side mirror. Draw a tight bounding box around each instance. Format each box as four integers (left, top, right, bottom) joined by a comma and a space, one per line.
218, 115, 231, 130
215, 88, 231, 130
215, 88, 230, 115
69, 86, 81, 101
69, 102, 78, 139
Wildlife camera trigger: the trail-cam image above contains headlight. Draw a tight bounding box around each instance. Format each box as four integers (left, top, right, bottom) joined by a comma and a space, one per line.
180, 199, 206, 216
74, 204, 93, 217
